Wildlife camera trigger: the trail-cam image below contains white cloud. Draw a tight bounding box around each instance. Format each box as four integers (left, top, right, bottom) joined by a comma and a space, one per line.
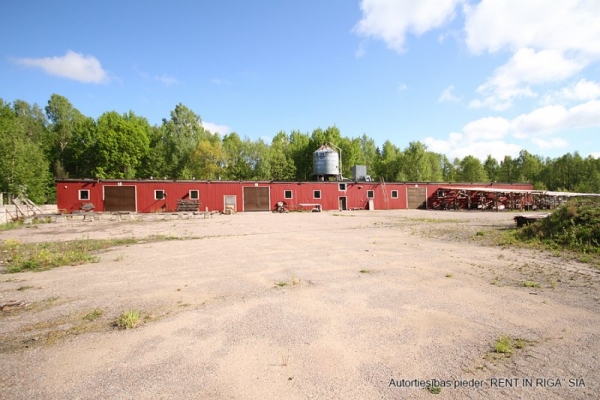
353, 0, 461, 52
462, 116, 511, 141
15, 50, 108, 84
470, 48, 587, 110
202, 121, 231, 136
153, 74, 178, 87
427, 99, 600, 160
424, 135, 521, 161
425, 116, 516, 160
355, 40, 367, 58
512, 100, 600, 138
589, 152, 600, 158
397, 83, 407, 91
463, 1, 600, 111
542, 79, 600, 104
463, 0, 600, 56
438, 85, 460, 103
531, 138, 569, 149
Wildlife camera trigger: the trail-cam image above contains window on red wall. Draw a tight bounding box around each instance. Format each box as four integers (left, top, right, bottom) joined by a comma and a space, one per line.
284, 190, 293, 199
155, 190, 166, 200
79, 190, 90, 200
391, 190, 398, 198
367, 190, 374, 199
313, 190, 321, 199
189, 190, 199, 200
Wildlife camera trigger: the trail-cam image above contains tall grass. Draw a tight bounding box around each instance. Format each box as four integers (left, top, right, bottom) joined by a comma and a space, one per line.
0, 235, 190, 273
517, 198, 600, 254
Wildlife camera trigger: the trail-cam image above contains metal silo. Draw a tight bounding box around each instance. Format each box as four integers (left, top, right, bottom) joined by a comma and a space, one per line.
313, 144, 340, 180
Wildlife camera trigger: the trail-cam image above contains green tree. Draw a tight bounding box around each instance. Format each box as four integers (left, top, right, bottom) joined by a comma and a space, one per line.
359, 134, 378, 177
0, 100, 51, 203
497, 155, 516, 183
269, 131, 296, 180
515, 150, 542, 184
374, 140, 401, 181
440, 155, 456, 182
45, 94, 87, 177
222, 132, 251, 180
188, 140, 225, 180
93, 111, 150, 179
456, 155, 488, 182
483, 155, 499, 182
288, 130, 311, 180
161, 103, 210, 178
402, 141, 431, 181
426, 152, 444, 182
13, 100, 48, 146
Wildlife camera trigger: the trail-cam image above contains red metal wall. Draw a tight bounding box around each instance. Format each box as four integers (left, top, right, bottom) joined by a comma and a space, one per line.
56, 180, 534, 213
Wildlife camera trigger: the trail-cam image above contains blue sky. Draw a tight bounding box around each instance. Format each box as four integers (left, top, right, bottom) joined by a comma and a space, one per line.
2, 0, 599, 161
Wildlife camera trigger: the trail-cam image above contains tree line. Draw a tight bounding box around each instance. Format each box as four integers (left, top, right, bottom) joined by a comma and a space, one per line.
1, 94, 599, 204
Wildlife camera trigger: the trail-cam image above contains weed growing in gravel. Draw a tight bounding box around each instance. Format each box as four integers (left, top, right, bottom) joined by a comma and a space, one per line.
425, 384, 441, 394
359, 269, 370, 274
275, 276, 302, 287
115, 310, 141, 329
83, 308, 103, 321
494, 335, 513, 355
1, 235, 194, 273
16, 285, 34, 291
522, 280, 541, 288
445, 273, 454, 278
492, 336, 528, 359
0, 221, 23, 231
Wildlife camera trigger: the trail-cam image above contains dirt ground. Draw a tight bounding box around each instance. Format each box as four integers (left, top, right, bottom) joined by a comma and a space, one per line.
1, 210, 599, 399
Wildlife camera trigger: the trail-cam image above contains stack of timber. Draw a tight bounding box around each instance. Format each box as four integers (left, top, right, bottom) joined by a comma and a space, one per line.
176, 199, 200, 212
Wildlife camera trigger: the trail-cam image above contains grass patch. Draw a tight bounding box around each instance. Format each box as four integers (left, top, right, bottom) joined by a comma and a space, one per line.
522, 280, 541, 288
275, 276, 301, 288
425, 384, 442, 394
1, 235, 193, 273
114, 309, 141, 329
489, 335, 529, 361
489, 198, 600, 266
359, 269, 370, 274
445, 273, 454, 278
16, 285, 34, 291
494, 335, 513, 355
83, 308, 103, 321
0, 221, 24, 231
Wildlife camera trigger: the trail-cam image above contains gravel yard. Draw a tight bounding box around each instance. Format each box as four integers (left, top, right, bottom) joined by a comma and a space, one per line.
1, 210, 599, 399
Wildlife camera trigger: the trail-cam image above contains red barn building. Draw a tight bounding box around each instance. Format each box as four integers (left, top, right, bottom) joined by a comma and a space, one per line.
56, 179, 535, 213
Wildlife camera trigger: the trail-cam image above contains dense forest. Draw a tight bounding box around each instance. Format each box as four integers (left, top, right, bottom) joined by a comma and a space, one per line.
1, 94, 599, 204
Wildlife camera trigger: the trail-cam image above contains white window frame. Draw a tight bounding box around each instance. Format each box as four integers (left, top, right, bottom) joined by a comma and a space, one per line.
284, 190, 293, 199
189, 190, 199, 200
339, 183, 347, 191
79, 189, 90, 201
391, 190, 398, 199
313, 190, 321, 199
437, 189, 445, 198
154, 190, 166, 200
367, 190, 374, 199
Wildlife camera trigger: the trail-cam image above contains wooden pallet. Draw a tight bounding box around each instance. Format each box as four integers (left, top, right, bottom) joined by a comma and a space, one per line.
177, 199, 200, 212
